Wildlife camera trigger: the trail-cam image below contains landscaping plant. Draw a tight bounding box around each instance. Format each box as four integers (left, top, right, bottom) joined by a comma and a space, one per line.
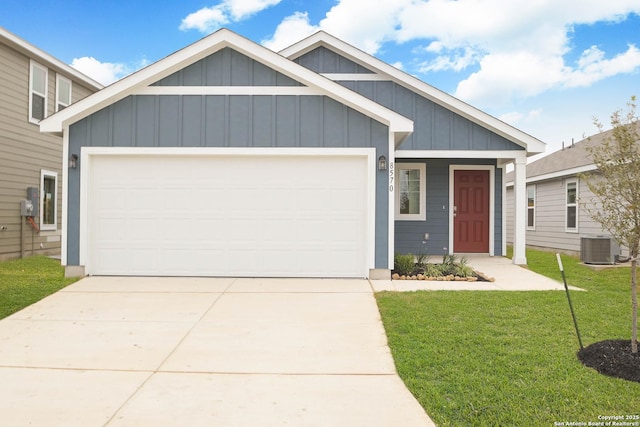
580, 96, 639, 354
377, 249, 640, 426
394, 253, 416, 276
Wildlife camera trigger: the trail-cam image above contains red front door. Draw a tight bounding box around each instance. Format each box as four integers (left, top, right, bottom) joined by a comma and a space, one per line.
453, 170, 490, 253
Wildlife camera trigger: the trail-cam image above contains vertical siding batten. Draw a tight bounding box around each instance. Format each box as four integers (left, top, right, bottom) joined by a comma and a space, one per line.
66, 92, 392, 268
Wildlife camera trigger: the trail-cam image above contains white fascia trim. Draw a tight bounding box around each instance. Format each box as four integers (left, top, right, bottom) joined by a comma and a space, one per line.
395, 150, 527, 160
79, 146, 376, 157
500, 166, 507, 256
61, 127, 69, 265
40, 29, 413, 137
281, 31, 545, 155
134, 86, 325, 96
321, 73, 390, 81
448, 165, 495, 256
0, 27, 102, 90
388, 135, 396, 270
505, 163, 598, 187
366, 151, 377, 275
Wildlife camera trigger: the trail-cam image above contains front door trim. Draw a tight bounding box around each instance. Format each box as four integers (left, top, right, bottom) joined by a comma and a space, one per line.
448, 165, 495, 256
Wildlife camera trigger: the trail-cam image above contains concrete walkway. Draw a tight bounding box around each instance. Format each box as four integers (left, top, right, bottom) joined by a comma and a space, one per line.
372, 255, 584, 292
0, 277, 435, 427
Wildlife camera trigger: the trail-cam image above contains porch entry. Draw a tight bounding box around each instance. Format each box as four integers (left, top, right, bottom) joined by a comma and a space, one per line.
453, 169, 490, 253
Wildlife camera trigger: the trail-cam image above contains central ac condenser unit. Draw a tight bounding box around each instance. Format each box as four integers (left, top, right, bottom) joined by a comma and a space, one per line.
580, 235, 617, 265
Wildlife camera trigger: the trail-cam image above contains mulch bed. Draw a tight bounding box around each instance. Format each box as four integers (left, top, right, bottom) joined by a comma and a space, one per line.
577, 339, 640, 383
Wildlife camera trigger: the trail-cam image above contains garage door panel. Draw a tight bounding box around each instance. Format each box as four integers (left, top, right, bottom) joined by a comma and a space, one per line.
95, 248, 160, 275
88, 154, 370, 277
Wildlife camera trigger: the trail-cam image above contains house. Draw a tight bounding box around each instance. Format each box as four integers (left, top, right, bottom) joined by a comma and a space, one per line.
40, 29, 544, 279
505, 131, 621, 257
0, 27, 102, 261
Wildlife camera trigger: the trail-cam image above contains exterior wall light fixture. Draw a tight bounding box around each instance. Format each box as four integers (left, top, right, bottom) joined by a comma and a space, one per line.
378, 155, 387, 171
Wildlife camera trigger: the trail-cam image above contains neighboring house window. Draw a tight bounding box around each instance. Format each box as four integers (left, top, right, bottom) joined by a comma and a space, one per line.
395, 163, 426, 221
527, 185, 535, 229
566, 179, 578, 232
56, 74, 72, 111
29, 60, 48, 123
40, 170, 57, 231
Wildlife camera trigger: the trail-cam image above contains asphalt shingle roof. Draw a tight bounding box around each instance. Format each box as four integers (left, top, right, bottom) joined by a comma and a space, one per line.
505, 129, 613, 182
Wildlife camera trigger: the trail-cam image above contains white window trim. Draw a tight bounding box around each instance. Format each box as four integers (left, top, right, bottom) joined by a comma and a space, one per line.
29, 60, 48, 124
395, 163, 426, 221
527, 184, 536, 230
565, 178, 578, 233
40, 170, 58, 231
56, 74, 72, 112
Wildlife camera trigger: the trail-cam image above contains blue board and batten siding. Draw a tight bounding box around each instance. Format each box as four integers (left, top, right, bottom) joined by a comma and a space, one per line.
66, 48, 390, 269
393, 158, 503, 256
154, 47, 303, 87
296, 47, 518, 256
294, 47, 523, 152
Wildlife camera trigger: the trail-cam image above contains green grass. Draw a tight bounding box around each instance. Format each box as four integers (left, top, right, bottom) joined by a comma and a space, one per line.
376, 248, 640, 426
0, 256, 79, 319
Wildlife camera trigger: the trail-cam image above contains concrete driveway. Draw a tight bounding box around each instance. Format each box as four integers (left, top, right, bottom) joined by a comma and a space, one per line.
0, 277, 434, 427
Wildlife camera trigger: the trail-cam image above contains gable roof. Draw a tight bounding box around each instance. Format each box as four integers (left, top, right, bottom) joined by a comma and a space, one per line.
280, 31, 546, 156
0, 26, 103, 91
39, 28, 413, 143
504, 130, 614, 185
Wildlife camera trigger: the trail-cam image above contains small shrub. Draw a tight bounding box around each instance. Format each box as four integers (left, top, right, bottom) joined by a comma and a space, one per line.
416, 253, 430, 268
442, 254, 457, 266
452, 256, 473, 277
423, 263, 443, 278
394, 253, 416, 276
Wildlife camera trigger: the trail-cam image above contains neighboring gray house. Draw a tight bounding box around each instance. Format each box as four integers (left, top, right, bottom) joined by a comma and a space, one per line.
40, 29, 544, 278
505, 131, 620, 257
0, 27, 102, 261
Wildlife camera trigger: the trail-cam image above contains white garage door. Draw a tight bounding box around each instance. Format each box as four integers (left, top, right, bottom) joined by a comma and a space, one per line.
86, 153, 371, 277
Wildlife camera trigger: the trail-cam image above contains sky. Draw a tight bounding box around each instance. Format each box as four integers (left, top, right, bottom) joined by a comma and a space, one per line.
2, 0, 640, 159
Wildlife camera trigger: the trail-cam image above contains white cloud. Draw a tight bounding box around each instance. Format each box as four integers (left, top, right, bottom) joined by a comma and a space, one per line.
419, 46, 482, 73
226, 0, 282, 20
565, 44, 640, 88
264, 0, 412, 53
263, 0, 640, 108
262, 12, 318, 51
70, 57, 127, 86
499, 109, 542, 126
455, 51, 568, 106
70, 57, 150, 86
180, 0, 281, 33
179, 6, 228, 33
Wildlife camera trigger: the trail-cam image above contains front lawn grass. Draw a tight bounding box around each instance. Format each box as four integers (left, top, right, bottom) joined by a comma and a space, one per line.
0, 256, 78, 319
376, 249, 640, 426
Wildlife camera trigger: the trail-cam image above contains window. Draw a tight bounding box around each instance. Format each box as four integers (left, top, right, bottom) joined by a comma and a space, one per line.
395, 163, 426, 220
566, 179, 578, 231
40, 170, 57, 231
56, 74, 72, 111
29, 60, 48, 123
527, 185, 535, 229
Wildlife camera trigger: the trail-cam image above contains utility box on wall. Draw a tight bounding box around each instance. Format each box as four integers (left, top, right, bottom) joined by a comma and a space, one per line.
26, 187, 39, 217
20, 200, 34, 217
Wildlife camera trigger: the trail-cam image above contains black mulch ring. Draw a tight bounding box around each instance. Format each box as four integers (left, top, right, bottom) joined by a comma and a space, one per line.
577, 339, 640, 383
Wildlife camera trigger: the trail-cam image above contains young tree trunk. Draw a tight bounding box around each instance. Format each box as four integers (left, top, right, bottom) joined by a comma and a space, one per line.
632, 254, 638, 353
